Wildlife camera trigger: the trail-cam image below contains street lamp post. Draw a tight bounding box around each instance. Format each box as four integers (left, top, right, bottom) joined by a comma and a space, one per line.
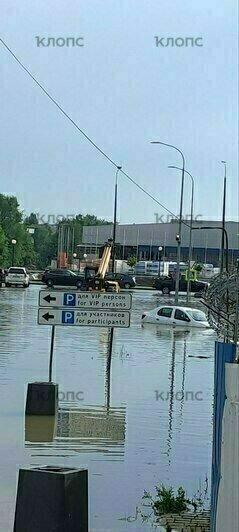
168, 166, 194, 304
220, 161, 227, 273
11, 239, 17, 266
158, 245, 163, 275
112, 166, 122, 273
72, 252, 77, 271
151, 141, 185, 304
192, 226, 229, 274
83, 253, 87, 269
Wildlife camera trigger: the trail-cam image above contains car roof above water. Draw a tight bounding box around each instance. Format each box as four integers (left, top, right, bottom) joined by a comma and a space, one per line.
156, 305, 204, 313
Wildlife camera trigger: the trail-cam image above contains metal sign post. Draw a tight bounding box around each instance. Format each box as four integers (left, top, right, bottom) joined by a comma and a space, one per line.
49, 325, 56, 383
25, 290, 132, 416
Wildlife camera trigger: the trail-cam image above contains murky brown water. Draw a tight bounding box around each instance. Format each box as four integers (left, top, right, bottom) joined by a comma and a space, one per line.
0, 286, 215, 531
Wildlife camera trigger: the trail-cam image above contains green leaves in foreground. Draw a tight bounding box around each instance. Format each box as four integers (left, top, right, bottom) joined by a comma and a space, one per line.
143, 485, 189, 516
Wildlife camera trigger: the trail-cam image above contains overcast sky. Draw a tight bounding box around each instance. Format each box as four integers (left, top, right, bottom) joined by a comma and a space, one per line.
0, 0, 238, 224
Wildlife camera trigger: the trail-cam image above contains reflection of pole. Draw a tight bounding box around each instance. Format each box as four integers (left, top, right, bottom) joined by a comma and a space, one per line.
49, 326, 55, 383
179, 335, 187, 423
106, 328, 114, 410
167, 335, 176, 465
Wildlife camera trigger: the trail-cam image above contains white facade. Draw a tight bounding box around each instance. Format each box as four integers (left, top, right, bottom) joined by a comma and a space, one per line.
216, 363, 239, 532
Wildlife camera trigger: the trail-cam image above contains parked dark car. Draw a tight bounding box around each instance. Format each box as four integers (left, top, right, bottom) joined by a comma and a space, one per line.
42, 269, 84, 288
153, 275, 208, 295
104, 273, 136, 289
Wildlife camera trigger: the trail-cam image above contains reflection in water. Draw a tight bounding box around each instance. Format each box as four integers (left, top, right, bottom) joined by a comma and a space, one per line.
167, 335, 176, 466
25, 327, 126, 459
55, 334, 125, 456
165, 330, 189, 467
0, 287, 215, 532
105, 328, 113, 411
56, 404, 126, 456
179, 336, 187, 423
25, 415, 56, 443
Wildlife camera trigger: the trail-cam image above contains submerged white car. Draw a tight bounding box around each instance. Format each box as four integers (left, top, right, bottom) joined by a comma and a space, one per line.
141, 305, 210, 328
5, 267, 30, 288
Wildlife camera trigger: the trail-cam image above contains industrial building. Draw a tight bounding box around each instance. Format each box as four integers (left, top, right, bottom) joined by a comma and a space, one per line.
82, 220, 239, 266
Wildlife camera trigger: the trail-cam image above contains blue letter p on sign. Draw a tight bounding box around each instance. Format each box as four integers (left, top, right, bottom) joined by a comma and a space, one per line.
62, 311, 75, 324
63, 293, 76, 306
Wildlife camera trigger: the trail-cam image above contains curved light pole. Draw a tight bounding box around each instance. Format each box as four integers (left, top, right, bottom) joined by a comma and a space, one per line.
192, 226, 229, 274
151, 141, 185, 304
168, 166, 194, 304
112, 166, 122, 273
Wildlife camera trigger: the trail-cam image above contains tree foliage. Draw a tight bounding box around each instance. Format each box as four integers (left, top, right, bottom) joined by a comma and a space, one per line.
0, 194, 36, 267
0, 194, 111, 268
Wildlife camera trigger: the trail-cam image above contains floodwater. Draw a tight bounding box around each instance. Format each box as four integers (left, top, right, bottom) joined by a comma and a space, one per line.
0, 286, 216, 531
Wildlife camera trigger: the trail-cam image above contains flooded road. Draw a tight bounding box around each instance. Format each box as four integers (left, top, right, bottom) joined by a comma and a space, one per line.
0, 286, 216, 531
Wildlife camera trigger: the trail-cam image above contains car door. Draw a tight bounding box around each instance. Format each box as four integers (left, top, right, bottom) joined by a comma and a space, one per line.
62, 271, 75, 286
105, 273, 114, 281
54, 270, 63, 285
115, 274, 124, 287
156, 307, 174, 324
173, 308, 191, 326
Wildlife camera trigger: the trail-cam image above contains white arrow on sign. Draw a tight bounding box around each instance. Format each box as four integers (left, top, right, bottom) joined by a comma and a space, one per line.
38, 308, 131, 328
39, 290, 132, 310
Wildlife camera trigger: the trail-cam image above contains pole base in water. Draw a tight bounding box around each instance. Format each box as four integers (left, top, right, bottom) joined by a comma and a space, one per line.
25, 382, 58, 416
14, 466, 88, 532
25, 415, 56, 442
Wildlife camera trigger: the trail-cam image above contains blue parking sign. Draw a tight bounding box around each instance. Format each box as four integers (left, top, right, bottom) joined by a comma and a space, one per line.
63, 293, 76, 306
62, 311, 75, 324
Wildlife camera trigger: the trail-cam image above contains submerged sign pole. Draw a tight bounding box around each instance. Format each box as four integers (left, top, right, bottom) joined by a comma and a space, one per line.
49, 325, 56, 383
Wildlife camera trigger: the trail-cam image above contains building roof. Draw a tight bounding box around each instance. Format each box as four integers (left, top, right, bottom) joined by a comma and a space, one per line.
82, 221, 239, 249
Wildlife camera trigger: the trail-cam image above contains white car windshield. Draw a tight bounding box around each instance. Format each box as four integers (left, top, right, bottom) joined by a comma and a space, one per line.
187, 310, 207, 322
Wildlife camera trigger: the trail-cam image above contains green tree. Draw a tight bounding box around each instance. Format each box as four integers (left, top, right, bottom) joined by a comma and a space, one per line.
0, 226, 8, 265
25, 212, 39, 226
0, 194, 36, 267
33, 225, 58, 268
127, 256, 137, 268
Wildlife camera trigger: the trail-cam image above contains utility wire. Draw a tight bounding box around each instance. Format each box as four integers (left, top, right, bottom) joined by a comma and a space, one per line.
0, 38, 191, 229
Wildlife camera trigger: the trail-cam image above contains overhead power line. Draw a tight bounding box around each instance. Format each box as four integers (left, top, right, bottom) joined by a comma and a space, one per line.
0, 38, 191, 228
